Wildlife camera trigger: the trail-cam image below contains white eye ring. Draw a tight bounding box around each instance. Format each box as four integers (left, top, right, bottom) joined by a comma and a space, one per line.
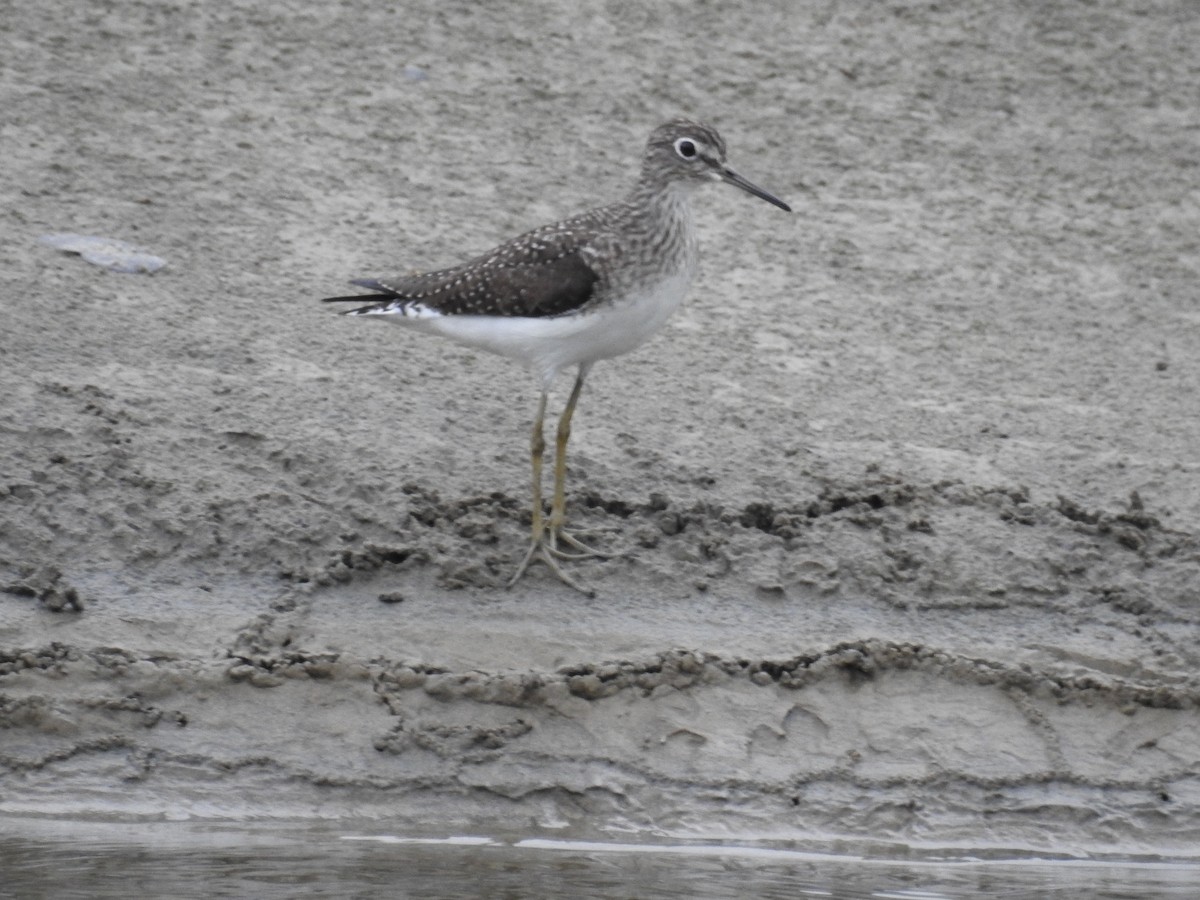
674, 137, 698, 160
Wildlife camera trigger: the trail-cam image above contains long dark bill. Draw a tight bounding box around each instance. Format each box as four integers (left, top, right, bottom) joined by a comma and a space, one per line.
721, 166, 792, 212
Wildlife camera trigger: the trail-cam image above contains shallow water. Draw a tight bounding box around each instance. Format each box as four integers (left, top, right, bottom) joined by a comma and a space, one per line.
2, 821, 1198, 899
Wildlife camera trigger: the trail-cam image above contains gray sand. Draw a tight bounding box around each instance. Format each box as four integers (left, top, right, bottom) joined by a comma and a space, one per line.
2, 0, 1199, 858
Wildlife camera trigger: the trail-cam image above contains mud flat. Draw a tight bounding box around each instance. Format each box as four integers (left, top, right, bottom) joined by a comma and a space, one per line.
2, 0, 1198, 859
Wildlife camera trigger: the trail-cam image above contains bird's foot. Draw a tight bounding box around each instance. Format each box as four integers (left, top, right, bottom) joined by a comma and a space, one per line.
546, 525, 615, 561
508, 525, 616, 596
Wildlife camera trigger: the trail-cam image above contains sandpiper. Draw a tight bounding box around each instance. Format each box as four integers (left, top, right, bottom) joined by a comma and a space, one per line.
323, 118, 791, 594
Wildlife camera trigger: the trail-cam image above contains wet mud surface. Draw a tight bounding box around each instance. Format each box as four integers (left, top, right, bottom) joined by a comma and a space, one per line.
3, 0, 1200, 859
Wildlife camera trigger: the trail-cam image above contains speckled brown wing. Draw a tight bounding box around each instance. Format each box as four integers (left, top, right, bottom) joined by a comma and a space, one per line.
322, 227, 603, 319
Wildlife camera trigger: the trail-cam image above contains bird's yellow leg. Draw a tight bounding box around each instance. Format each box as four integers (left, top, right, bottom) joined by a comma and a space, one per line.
508, 390, 595, 595
547, 368, 612, 560
529, 392, 547, 544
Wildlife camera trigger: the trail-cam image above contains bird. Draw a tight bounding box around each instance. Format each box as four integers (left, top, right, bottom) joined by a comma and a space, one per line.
322, 118, 791, 595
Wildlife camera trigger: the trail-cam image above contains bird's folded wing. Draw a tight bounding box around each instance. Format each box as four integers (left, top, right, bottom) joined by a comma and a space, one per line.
324, 235, 603, 319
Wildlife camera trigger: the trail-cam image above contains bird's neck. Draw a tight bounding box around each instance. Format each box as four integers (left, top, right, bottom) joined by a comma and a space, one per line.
631, 172, 693, 206
621, 177, 699, 277
627, 177, 696, 234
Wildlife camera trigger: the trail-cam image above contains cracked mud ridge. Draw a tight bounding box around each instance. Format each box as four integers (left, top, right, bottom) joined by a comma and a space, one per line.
3, 0, 1200, 860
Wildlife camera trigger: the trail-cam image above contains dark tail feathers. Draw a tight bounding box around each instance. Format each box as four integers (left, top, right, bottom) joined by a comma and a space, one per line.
321, 294, 387, 304
321, 278, 396, 304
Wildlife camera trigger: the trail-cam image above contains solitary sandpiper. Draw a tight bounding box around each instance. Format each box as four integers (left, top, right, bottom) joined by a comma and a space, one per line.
323, 118, 791, 594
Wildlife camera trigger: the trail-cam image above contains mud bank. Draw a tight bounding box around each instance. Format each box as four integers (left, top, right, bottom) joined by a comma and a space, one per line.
3, 0, 1199, 859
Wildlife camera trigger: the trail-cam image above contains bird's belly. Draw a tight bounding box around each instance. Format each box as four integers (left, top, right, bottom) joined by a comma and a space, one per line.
583, 268, 694, 360
404, 268, 694, 388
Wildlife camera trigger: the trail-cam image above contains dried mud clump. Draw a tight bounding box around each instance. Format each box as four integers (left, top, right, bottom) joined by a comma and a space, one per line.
2, 565, 85, 612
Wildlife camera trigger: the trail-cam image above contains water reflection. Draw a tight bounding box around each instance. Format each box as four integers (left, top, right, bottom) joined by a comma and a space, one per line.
1, 822, 1197, 899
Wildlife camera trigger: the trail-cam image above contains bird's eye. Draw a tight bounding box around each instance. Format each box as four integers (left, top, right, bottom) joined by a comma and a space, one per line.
674, 138, 698, 159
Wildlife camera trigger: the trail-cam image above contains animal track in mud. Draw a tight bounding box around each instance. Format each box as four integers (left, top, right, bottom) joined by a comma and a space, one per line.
0, 643, 143, 677
225, 641, 356, 688
294, 474, 1199, 620
373, 716, 534, 757
366, 640, 1200, 711
1053, 491, 1175, 556
0, 642, 76, 676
